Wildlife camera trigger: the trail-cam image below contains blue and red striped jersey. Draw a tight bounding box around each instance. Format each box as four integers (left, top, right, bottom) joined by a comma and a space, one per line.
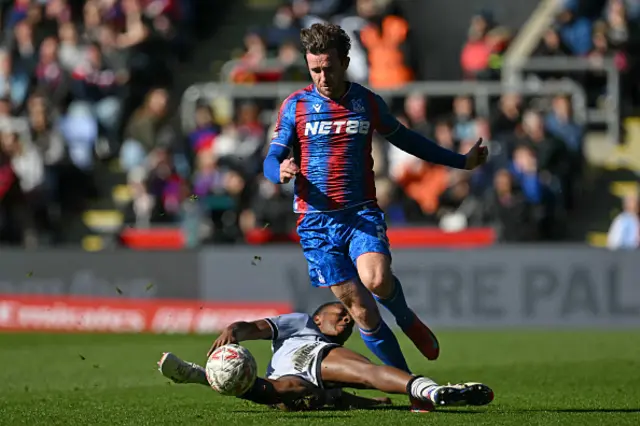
270, 82, 400, 213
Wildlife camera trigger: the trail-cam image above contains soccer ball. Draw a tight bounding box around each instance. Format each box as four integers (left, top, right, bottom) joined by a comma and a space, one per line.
205, 344, 257, 396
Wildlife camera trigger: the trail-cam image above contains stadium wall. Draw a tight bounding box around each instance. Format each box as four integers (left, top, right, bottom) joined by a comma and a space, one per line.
0, 246, 638, 333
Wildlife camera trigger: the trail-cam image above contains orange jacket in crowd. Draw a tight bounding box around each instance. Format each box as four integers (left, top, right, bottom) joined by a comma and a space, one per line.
359, 15, 414, 89
395, 163, 449, 214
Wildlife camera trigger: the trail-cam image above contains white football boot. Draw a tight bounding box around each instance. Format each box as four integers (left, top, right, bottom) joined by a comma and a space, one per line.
158, 352, 209, 386
427, 382, 494, 407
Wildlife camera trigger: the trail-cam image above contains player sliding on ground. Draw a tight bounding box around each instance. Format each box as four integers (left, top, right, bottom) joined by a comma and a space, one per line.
158, 302, 494, 412
262, 23, 489, 409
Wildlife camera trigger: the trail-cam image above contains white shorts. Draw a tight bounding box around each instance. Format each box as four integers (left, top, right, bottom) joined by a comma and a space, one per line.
266, 341, 338, 388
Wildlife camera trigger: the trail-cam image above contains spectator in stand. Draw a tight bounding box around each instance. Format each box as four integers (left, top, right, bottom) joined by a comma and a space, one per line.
535, 27, 572, 57
403, 93, 432, 138
58, 22, 85, 72
120, 87, 169, 172
69, 42, 124, 148
460, 11, 508, 80
451, 96, 476, 141
509, 145, 558, 240
519, 110, 571, 207
26, 91, 65, 190
461, 29, 489, 80
556, 2, 593, 55
188, 103, 218, 155
482, 168, 537, 242
357, 2, 413, 89
291, 0, 325, 29
1, 130, 46, 246
606, 191, 639, 249
336, 0, 378, 84
264, 5, 301, 50
213, 102, 265, 177
35, 36, 69, 106
545, 95, 585, 177
608, 0, 640, 22
239, 176, 297, 237
9, 21, 37, 108
0, 136, 21, 245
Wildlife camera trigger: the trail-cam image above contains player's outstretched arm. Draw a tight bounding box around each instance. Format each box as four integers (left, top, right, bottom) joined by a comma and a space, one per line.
385, 126, 467, 169
207, 320, 272, 356
372, 93, 487, 170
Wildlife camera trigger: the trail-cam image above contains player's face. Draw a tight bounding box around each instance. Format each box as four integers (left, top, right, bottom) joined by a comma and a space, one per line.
305, 49, 349, 99
314, 303, 354, 344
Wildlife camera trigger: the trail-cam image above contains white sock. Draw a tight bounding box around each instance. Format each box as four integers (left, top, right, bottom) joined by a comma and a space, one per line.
409, 376, 439, 402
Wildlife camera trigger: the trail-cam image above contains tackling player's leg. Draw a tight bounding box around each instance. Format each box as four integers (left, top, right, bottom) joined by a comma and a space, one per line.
319, 346, 494, 412
157, 352, 392, 411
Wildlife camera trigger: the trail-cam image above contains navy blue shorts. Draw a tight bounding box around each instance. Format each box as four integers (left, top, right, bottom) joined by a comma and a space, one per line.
297, 204, 391, 287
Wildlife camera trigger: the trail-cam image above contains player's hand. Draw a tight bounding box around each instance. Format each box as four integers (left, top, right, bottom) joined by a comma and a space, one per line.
463, 138, 488, 170
280, 158, 299, 183
207, 326, 238, 356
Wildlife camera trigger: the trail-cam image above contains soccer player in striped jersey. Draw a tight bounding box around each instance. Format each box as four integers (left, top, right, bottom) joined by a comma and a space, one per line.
262, 23, 488, 390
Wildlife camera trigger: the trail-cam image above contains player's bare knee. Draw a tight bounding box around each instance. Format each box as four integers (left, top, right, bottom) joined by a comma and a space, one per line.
360, 269, 393, 299
356, 254, 393, 298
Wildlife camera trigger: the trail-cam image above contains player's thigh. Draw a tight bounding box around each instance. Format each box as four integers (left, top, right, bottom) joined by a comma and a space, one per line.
297, 214, 357, 287
347, 206, 392, 262
272, 375, 316, 396
320, 346, 377, 389
347, 207, 394, 296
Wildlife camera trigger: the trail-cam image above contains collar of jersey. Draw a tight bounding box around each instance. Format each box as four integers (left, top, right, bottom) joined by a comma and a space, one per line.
313, 82, 353, 102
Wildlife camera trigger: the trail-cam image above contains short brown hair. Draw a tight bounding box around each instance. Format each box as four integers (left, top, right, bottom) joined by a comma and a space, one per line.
300, 23, 351, 60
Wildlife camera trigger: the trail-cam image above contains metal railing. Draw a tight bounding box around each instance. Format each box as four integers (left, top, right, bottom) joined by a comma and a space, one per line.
181, 80, 588, 133
219, 58, 307, 82
503, 57, 621, 144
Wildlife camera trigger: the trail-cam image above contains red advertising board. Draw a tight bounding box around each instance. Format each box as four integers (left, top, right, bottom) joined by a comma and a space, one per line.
0, 295, 291, 334
121, 226, 496, 250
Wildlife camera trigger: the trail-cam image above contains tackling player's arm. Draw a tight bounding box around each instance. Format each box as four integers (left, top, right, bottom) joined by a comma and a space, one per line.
207, 313, 309, 355
207, 319, 272, 355
372, 94, 487, 170
263, 96, 299, 184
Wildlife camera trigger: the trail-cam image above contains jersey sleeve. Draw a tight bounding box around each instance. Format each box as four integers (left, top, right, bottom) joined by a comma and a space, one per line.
270, 96, 298, 150
372, 93, 402, 137
265, 313, 311, 341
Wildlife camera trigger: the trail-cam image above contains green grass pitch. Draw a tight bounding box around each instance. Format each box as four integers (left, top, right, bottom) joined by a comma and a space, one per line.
0, 331, 639, 425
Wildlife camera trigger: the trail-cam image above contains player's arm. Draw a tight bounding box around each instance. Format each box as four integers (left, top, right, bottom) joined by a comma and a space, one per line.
207, 313, 310, 355
207, 319, 273, 355
263, 96, 298, 184
372, 94, 477, 170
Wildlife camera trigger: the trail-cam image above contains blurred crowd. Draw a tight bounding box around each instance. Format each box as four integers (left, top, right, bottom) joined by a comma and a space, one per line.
533, 0, 640, 111
0, 0, 609, 247
147, 0, 585, 246
0, 0, 195, 246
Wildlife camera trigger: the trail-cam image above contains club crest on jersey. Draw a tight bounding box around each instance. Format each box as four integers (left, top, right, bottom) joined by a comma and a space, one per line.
304, 120, 371, 136
351, 98, 365, 113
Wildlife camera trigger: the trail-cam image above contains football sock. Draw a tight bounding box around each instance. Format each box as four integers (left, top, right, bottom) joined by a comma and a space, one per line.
407, 376, 440, 402
374, 276, 415, 329
359, 320, 410, 373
